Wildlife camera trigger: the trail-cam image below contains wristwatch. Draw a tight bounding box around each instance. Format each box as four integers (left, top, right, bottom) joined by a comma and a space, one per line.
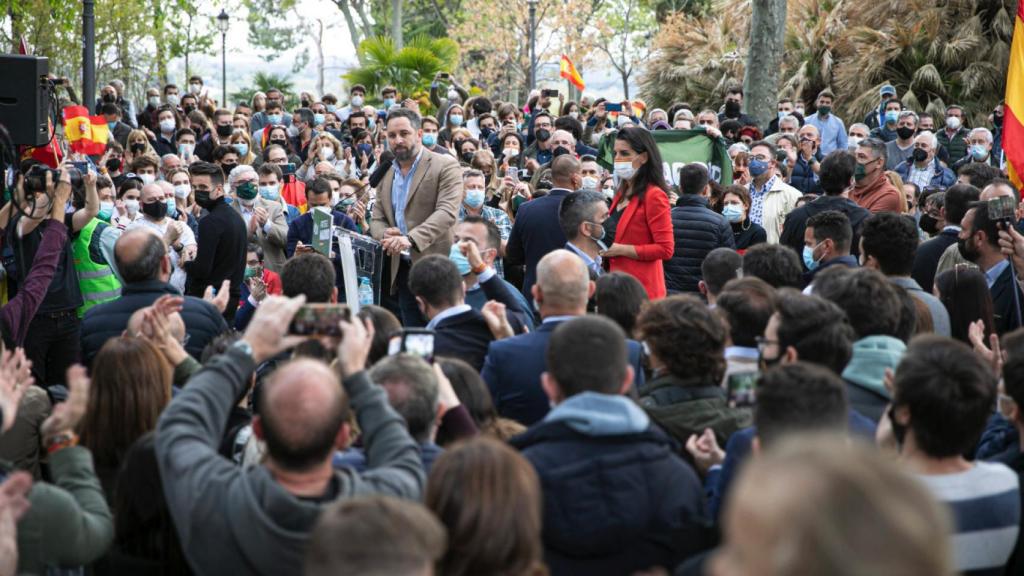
45, 431, 79, 454
471, 262, 488, 275
231, 339, 254, 360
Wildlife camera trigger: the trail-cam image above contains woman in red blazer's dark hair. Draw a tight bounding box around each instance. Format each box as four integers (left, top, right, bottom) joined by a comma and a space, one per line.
601, 127, 675, 299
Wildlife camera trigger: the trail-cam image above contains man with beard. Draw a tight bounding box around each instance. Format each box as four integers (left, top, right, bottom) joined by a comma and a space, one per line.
957, 199, 1023, 335
371, 108, 463, 326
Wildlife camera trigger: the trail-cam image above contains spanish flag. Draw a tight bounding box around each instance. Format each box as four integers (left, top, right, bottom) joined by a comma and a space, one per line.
62, 105, 109, 156
1005, 2, 1024, 188
560, 55, 585, 92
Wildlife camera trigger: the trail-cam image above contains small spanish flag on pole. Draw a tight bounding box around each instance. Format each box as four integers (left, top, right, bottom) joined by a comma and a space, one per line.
560, 55, 585, 93
1005, 2, 1024, 188
62, 105, 109, 156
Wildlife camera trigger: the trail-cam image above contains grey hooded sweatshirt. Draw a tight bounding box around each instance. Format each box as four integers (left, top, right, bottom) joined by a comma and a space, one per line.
156, 346, 424, 576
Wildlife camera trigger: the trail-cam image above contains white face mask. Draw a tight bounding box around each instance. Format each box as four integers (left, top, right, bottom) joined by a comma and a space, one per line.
125, 199, 140, 215
447, 89, 459, 101
602, 186, 616, 199
189, 83, 202, 94
351, 95, 364, 107
159, 118, 176, 133
320, 147, 335, 161
946, 116, 962, 130
173, 184, 191, 199
581, 176, 599, 190
139, 173, 156, 185
502, 148, 518, 158
569, 111, 579, 120
148, 96, 160, 107
166, 94, 180, 106
287, 125, 300, 138
848, 136, 863, 149
613, 161, 636, 181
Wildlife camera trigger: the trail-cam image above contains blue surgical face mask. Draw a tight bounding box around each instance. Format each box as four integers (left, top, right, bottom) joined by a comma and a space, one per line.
367, 117, 376, 130
777, 111, 787, 122
803, 242, 823, 271
326, 105, 337, 113
970, 144, 990, 161
166, 197, 177, 218
107, 121, 117, 131
723, 204, 744, 223
233, 143, 249, 157
464, 187, 486, 208
313, 113, 325, 125
748, 158, 770, 177
885, 110, 899, 124
98, 201, 114, 222
383, 98, 395, 109
449, 244, 471, 276
450, 114, 464, 127
267, 114, 282, 125
422, 133, 437, 147
259, 184, 280, 201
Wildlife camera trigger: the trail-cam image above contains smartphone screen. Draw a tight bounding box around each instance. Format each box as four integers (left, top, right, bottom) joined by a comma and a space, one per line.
388, 329, 436, 363
507, 167, 519, 182
605, 103, 623, 113
289, 304, 351, 336
727, 372, 758, 407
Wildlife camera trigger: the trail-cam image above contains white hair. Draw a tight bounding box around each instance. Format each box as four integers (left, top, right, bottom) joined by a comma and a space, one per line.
848, 123, 869, 135
779, 115, 800, 129
969, 127, 993, 143
160, 154, 179, 167
916, 130, 939, 149
227, 164, 257, 192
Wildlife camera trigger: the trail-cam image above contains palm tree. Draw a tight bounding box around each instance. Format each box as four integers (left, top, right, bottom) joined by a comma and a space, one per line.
343, 35, 459, 107
231, 72, 298, 110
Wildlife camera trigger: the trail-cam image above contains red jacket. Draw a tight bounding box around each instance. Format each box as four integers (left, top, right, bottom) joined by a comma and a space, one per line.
609, 183, 675, 299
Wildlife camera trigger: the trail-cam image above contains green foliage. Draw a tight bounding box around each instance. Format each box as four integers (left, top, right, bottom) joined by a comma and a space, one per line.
231, 72, 299, 109
370, 0, 458, 39
343, 35, 460, 105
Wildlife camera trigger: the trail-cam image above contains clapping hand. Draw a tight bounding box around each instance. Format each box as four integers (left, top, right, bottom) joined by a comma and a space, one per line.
203, 279, 231, 313
41, 365, 89, 441
685, 428, 725, 476
0, 349, 33, 434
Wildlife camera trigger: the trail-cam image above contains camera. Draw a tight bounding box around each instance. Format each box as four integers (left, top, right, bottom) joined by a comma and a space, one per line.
23, 163, 80, 194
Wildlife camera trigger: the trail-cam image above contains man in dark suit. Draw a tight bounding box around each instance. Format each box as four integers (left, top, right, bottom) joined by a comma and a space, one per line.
409, 255, 499, 371
482, 250, 645, 426
286, 176, 359, 294
958, 202, 1023, 335
101, 102, 133, 148
560, 190, 608, 282
912, 183, 979, 293
81, 228, 228, 366
506, 154, 583, 305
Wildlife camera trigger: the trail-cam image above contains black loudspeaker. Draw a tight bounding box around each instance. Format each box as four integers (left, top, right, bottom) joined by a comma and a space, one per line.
0, 55, 50, 146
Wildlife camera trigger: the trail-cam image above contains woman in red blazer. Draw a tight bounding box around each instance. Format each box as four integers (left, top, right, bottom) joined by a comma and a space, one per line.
601, 127, 675, 299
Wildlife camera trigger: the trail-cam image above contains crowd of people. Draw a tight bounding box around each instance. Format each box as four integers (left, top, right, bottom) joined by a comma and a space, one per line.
0, 70, 1023, 576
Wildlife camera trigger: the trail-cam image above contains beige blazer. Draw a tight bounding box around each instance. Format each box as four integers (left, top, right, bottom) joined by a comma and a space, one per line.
232, 197, 289, 273
370, 148, 463, 288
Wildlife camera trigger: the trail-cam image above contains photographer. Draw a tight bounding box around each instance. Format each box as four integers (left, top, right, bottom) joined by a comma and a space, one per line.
0, 162, 98, 386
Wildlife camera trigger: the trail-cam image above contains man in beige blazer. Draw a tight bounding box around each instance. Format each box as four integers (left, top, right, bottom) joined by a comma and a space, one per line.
370, 108, 463, 326
228, 165, 289, 273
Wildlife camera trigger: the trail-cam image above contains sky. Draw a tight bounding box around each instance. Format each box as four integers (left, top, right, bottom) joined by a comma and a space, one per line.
166, 0, 633, 105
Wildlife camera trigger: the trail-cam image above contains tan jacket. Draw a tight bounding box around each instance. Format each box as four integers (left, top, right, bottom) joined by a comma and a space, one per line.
370, 148, 464, 288
232, 197, 288, 273
760, 178, 802, 245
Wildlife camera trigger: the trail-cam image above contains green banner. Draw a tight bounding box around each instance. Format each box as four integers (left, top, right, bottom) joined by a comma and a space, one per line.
597, 129, 733, 187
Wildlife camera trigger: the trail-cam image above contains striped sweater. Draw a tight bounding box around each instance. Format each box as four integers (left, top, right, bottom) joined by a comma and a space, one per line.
918, 462, 1021, 576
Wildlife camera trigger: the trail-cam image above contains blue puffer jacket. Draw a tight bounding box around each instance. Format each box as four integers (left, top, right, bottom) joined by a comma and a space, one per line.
664, 195, 735, 293
789, 153, 823, 195
894, 158, 956, 190
510, 393, 711, 576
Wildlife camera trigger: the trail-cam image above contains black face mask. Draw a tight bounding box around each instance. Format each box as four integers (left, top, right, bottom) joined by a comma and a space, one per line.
301, 99, 311, 108
195, 189, 219, 210
270, 139, 288, 149
461, 151, 475, 164
141, 200, 168, 220
536, 128, 551, 143
896, 127, 915, 140
725, 101, 741, 117
958, 236, 980, 263
130, 143, 146, 154
918, 213, 939, 236
480, 126, 494, 140
995, 115, 1005, 128
221, 163, 238, 175
102, 93, 116, 103
552, 145, 572, 158
216, 124, 233, 138
911, 148, 928, 163
105, 158, 122, 173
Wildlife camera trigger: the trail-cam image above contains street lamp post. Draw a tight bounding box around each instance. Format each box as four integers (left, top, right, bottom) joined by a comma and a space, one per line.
527, 0, 538, 92
216, 9, 229, 107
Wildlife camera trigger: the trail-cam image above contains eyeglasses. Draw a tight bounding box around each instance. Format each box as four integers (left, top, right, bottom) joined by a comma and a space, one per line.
755, 336, 779, 353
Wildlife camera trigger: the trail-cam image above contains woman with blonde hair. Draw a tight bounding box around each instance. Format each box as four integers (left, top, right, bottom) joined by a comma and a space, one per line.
426, 438, 547, 576
885, 170, 910, 213
251, 91, 267, 114
125, 129, 158, 165
229, 129, 256, 166
470, 148, 501, 200
298, 132, 347, 180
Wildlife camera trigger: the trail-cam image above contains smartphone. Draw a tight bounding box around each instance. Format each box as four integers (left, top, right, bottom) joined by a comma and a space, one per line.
289, 304, 352, 336
439, 72, 450, 79
988, 195, 1017, 225
541, 89, 559, 98
727, 372, 758, 407
282, 163, 297, 176
507, 167, 519, 182
71, 161, 90, 175
605, 102, 623, 113
388, 328, 436, 363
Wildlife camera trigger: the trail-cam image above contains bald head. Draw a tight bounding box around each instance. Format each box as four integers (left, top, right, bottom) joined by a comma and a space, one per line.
140, 183, 165, 204
127, 307, 185, 343
535, 249, 591, 315
115, 227, 168, 283
258, 359, 350, 471
981, 181, 1019, 202
551, 154, 582, 190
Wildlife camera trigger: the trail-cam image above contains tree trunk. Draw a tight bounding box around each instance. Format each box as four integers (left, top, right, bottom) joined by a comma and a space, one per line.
334, 0, 365, 60
315, 19, 325, 96
622, 75, 630, 100
742, 0, 786, 129
391, 0, 403, 49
